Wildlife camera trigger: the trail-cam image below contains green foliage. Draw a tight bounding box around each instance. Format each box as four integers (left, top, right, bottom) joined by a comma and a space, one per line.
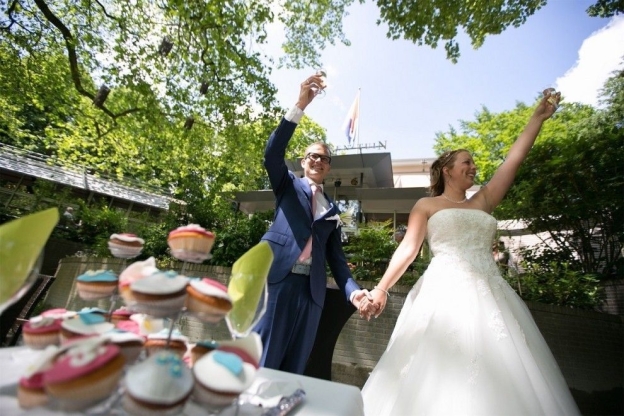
434, 100, 596, 186
374, 0, 621, 62
72, 202, 128, 256
344, 220, 397, 280
376, 0, 547, 62
586, 0, 624, 17
501, 262, 601, 309
210, 211, 273, 267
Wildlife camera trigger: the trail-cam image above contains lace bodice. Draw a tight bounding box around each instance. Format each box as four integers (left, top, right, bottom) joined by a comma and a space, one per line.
427, 209, 497, 260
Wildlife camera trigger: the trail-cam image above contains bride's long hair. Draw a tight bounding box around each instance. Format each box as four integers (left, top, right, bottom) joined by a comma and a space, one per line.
429, 149, 469, 197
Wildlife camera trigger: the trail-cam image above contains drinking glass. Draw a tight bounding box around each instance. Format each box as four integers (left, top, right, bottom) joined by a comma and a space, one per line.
543, 87, 558, 106
311, 68, 327, 99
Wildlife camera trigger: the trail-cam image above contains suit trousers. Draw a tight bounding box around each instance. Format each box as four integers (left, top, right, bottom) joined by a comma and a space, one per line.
254, 273, 322, 374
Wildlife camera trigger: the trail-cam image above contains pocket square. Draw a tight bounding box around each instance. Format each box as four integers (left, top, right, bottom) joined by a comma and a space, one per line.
325, 214, 342, 228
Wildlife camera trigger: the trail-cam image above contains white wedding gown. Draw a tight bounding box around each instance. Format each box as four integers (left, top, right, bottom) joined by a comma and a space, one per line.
361, 209, 580, 416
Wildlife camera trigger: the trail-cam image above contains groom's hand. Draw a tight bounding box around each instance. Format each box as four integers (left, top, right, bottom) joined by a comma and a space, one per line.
352, 289, 379, 321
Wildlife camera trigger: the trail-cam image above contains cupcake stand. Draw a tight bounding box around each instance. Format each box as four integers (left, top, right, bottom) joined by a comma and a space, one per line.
0, 234, 322, 416
0, 228, 364, 415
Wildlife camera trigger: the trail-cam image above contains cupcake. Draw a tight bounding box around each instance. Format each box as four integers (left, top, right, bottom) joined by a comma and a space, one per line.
59, 313, 114, 343
110, 306, 133, 326
167, 224, 215, 262
144, 329, 188, 359
103, 330, 145, 364
192, 349, 257, 409
129, 270, 189, 317
185, 278, 232, 322
189, 340, 219, 367
17, 345, 60, 409
108, 233, 144, 258
22, 315, 63, 349
118, 257, 159, 304
43, 337, 125, 411
76, 269, 118, 300
123, 351, 193, 416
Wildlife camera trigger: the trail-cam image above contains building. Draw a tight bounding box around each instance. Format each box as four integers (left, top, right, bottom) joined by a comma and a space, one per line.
235, 153, 479, 232
0, 143, 181, 228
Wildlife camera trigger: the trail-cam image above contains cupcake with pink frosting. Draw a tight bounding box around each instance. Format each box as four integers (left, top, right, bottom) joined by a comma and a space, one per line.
108, 233, 144, 258
17, 345, 60, 409
43, 337, 125, 410
167, 224, 215, 262
185, 277, 232, 322
23, 316, 63, 350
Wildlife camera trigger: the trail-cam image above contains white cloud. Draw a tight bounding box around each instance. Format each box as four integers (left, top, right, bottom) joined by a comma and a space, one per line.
556, 16, 624, 107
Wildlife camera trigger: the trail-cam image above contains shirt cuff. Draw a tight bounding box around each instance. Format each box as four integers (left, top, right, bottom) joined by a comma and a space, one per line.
349, 291, 356, 303
284, 106, 304, 124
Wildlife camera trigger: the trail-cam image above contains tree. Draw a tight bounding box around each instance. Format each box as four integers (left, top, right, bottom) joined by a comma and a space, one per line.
374, 0, 622, 62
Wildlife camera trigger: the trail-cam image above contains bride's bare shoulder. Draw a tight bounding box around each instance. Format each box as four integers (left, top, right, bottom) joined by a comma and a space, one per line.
413, 197, 440, 216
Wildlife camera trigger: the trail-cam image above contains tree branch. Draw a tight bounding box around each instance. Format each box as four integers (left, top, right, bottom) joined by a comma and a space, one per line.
1, 0, 20, 31
32, 0, 142, 121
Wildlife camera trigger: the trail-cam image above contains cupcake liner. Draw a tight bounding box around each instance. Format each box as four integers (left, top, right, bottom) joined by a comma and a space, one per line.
45, 367, 123, 411
185, 296, 228, 323
108, 242, 143, 259
170, 249, 212, 263
168, 236, 214, 254
192, 384, 238, 409
123, 393, 187, 416
17, 386, 48, 409
76, 283, 117, 301
129, 293, 187, 318
23, 332, 60, 350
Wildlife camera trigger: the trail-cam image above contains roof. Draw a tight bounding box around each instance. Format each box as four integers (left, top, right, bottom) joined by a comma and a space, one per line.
0, 144, 180, 210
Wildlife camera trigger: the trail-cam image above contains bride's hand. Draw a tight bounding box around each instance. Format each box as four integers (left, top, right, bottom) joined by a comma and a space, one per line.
353, 290, 376, 321
534, 89, 561, 121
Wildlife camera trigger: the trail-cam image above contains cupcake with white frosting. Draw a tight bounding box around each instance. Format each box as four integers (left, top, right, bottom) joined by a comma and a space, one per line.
59, 313, 114, 343
129, 270, 189, 317
123, 351, 193, 416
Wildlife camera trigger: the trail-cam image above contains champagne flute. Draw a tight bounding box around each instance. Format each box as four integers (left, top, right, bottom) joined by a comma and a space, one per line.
543, 87, 558, 107
311, 68, 327, 99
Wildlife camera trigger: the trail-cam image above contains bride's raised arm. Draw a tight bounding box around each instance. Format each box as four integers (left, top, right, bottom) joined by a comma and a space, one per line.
476, 90, 561, 213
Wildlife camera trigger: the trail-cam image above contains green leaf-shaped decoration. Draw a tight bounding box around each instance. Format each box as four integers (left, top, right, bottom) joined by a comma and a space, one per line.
226, 241, 273, 337
0, 208, 59, 313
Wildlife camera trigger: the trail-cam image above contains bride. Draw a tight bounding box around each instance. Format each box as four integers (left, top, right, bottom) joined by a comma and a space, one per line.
360, 89, 581, 415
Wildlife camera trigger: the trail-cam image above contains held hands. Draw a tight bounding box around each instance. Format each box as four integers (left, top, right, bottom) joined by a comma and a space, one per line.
533, 89, 561, 122
296, 74, 326, 111
351, 288, 388, 321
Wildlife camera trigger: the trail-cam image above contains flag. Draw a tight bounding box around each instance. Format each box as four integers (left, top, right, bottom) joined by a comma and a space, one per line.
342, 90, 360, 145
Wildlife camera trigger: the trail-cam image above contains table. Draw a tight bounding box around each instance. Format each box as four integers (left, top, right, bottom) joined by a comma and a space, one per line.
0, 346, 364, 416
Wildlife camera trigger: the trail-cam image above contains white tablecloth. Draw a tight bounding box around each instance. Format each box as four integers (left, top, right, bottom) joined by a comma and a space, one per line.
0, 346, 364, 416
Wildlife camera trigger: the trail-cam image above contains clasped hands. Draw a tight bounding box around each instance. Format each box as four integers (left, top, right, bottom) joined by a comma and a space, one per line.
351, 289, 387, 321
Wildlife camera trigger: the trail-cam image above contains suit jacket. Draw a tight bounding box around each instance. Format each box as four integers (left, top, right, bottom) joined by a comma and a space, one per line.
261, 118, 359, 307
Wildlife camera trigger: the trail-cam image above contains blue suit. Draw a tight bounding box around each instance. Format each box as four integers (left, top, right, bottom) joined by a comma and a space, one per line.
253, 118, 359, 374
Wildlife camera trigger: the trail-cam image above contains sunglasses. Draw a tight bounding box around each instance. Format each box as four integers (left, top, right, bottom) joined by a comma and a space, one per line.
305, 153, 332, 164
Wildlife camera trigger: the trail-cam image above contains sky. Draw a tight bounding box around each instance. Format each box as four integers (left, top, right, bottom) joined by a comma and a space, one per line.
263, 0, 624, 161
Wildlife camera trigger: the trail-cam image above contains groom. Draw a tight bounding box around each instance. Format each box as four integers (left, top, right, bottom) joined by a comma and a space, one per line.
253, 74, 373, 374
